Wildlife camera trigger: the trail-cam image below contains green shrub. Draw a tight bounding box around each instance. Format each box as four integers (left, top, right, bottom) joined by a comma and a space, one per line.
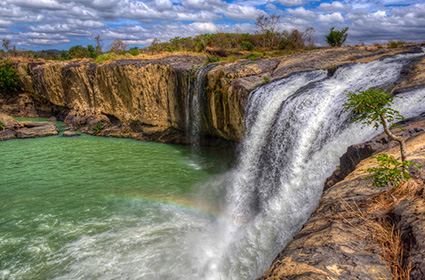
326, 27, 349, 47
94, 53, 118, 63
243, 52, 262, 61
204, 55, 220, 65
92, 121, 104, 134
262, 76, 271, 85
128, 48, 139, 56
241, 41, 254, 51
0, 120, 4, 130
365, 154, 420, 187
388, 40, 398, 48
0, 59, 20, 92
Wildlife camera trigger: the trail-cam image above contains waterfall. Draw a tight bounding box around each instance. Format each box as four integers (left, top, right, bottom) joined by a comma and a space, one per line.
186, 65, 212, 146
192, 51, 425, 279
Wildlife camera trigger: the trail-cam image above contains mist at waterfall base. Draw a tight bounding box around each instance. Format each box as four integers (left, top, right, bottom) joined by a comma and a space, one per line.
1, 53, 425, 280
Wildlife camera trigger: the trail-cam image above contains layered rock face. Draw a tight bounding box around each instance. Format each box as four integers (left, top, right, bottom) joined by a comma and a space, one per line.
26, 56, 203, 143
2, 45, 424, 144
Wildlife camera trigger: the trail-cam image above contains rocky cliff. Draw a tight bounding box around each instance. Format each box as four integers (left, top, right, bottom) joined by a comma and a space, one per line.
1, 45, 424, 144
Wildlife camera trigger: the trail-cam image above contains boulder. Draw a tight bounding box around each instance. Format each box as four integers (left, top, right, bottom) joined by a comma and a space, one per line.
15, 121, 59, 138
0, 129, 16, 141
0, 113, 22, 129
62, 131, 80, 137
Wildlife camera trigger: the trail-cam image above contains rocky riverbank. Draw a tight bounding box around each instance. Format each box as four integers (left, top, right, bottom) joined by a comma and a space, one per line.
259, 120, 425, 280
0, 113, 58, 140
1, 45, 424, 144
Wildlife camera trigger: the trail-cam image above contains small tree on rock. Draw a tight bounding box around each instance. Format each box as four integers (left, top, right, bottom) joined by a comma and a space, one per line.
343, 88, 420, 187
326, 27, 348, 47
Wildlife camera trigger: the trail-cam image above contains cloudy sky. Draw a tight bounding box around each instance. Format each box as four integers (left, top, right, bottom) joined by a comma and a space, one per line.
0, 0, 424, 51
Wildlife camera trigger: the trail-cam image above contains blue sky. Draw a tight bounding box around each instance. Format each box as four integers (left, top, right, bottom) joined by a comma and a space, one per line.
0, 0, 424, 51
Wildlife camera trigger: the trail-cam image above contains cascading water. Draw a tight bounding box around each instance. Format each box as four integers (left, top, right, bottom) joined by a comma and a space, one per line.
190, 51, 425, 279
186, 66, 211, 147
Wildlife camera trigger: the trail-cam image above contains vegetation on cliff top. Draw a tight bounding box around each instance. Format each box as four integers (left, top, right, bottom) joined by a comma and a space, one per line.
0, 59, 20, 92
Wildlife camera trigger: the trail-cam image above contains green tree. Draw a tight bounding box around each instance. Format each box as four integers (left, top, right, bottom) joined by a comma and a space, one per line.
87, 45, 97, 58
0, 59, 20, 92
344, 88, 406, 161
68, 45, 89, 59
343, 88, 422, 187
60, 50, 70, 60
326, 27, 348, 47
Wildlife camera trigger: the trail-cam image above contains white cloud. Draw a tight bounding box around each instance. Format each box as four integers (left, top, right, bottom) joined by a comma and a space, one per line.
276, 0, 318, 7
0, 19, 12, 27
287, 7, 317, 20
188, 22, 217, 33
6, 0, 65, 10
317, 12, 345, 23
318, 1, 351, 12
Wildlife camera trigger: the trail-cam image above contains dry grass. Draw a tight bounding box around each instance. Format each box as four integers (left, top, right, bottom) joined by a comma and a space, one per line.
339, 179, 422, 280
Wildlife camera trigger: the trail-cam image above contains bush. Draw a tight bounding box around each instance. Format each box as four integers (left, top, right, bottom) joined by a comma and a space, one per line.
94, 53, 118, 63
241, 41, 254, 51
0, 120, 4, 130
243, 52, 263, 61
365, 154, 420, 187
92, 121, 104, 134
204, 55, 220, 65
326, 27, 349, 47
262, 76, 271, 85
388, 40, 398, 48
0, 59, 20, 92
128, 48, 139, 56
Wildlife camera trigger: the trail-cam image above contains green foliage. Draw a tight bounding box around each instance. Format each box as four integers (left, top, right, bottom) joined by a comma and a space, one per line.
326, 27, 349, 47
365, 154, 421, 187
262, 76, 271, 85
94, 53, 118, 63
68, 45, 90, 59
388, 40, 405, 48
60, 50, 70, 60
0, 120, 4, 130
343, 88, 404, 130
204, 55, 220, 65
128, 48, 139, 56
243, 52, 263, 61
87, 45, 97, 58
0, 59, 20, 92
24, 65, 31, 76
92, 121, 104, 134
241, 41, 254, 51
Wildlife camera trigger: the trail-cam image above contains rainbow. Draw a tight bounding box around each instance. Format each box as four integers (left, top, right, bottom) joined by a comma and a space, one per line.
106, 194, 222, 220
